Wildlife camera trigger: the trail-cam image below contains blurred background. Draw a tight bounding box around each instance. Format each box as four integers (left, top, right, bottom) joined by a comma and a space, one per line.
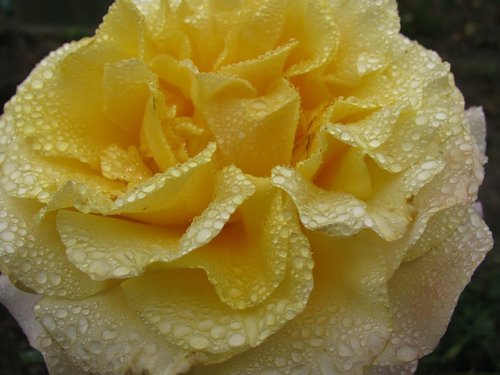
0, 0, 499, 374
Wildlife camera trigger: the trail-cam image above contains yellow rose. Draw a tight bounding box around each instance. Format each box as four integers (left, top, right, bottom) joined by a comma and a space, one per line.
0, 0, 492, 374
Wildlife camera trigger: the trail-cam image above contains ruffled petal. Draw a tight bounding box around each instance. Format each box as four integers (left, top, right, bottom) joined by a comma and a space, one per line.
170, 179, 286, 309
100, 144, 152, 184
0, 41, 125, 204
214, 0, 289, 68
35, 287, 193, 375
191, 229, 392, 375
280, 0, 339, 77
57, 165, 254, 281
324, 0, 399, 85
44, 143, 216, 227
465, 107, 487, 155
373, 206, 492, 367
195, 74, 300, 176
0, 191, 109, 299
218, 40, 298, 94
272, 166, 412, 240
121, 197, 313, 363
0, 275, 43, 349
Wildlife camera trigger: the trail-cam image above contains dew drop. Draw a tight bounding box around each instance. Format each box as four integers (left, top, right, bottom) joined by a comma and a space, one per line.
274, 356, 287, 367
396, 345, 418, 362
35, 271, 48, 284
228, 333, 246, 347
196, 229, 212, 243
189, 334, 210, 350
32, 80, 43, 89
158, 320, 172, 334
1, 231, 15, 242
210, 325, 227, 340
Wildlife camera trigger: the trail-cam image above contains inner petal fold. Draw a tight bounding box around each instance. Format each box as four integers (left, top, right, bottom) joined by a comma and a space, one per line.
56, 165, 255, 281
170, 179, 287, 309
121, 197, 314, 361
195, 74, 300, 176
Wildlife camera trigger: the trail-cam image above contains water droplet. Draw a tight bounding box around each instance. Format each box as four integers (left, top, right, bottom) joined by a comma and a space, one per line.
173, 325, 193, 338
210, 325, 227, 339
1, 231, 15, 242
189, 334, 210, 350
55, 309, 68, 319
102, 329, 118, 340
158, 320, 172, 334
228, 333, 246, 347
196, 229, 212, 243
274, 356, 287, 367
32, 80, 43, 89
35, 271, 48, 284
41, 315, 56, 331
396, 345, 418, 362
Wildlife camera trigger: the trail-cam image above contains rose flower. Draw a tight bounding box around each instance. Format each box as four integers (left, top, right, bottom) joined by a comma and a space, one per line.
0, 0, 493, 374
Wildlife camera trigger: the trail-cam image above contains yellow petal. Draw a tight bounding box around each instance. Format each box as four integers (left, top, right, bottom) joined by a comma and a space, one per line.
171, 178, 286, 309
196, 74, 299, 176
140, 93, 180, 170
373, 206, 492, 367
214, 0, 288, 68
44, 143, 216, 227
366, 77, 463, 173
273, 166, 371, 236
0, 191, 109, 298
37, 332, 89, 375
121, 198, 313, 362
402, 105, 484, 262
315, 147, 372, 200
100, 144, 152, 184
194, 228, 392, 375
324, 0, 399, 86
0, 41, 125, 204
281, 0, 339, 77
326, 102, 404, 164
102, 59, 153, 138
113, 143, 216, 226
56, 165, 254, 281
150, 54, 198, 112
0, 0, 158, 204
35, 287, 192, 375
176, 165, 255, 255
57, 211, 183, 281
218, 40, 298, 94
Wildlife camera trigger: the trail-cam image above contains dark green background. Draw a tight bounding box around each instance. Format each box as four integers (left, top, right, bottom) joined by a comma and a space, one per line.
0, 1, 499, 374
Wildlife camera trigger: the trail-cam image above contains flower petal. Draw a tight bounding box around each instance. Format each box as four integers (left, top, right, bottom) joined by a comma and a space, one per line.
373, 205, 492, 366
195, 74, 300, 176
0, 274, 43, 349
44, 143, 216, 227
57, 165, 254, 281
324, 0, 399, 85
171, 179, 287, 309
218, 40, 298, 94
100, 144, 152, 184
272, 166, 370, 237
0, 41, 125, 204
272, 166, 412, 240
35, 287, 193, 375
465, 107, 486, 155
0, 191, 109, 299
121, 197, 313, 362
192, 229, 392, 375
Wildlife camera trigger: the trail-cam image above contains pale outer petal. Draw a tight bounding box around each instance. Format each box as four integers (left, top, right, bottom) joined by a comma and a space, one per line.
0, 274, 43, 349
465, 106, 487, 155
35, 287, 194, 375
373, 205, 492, 369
